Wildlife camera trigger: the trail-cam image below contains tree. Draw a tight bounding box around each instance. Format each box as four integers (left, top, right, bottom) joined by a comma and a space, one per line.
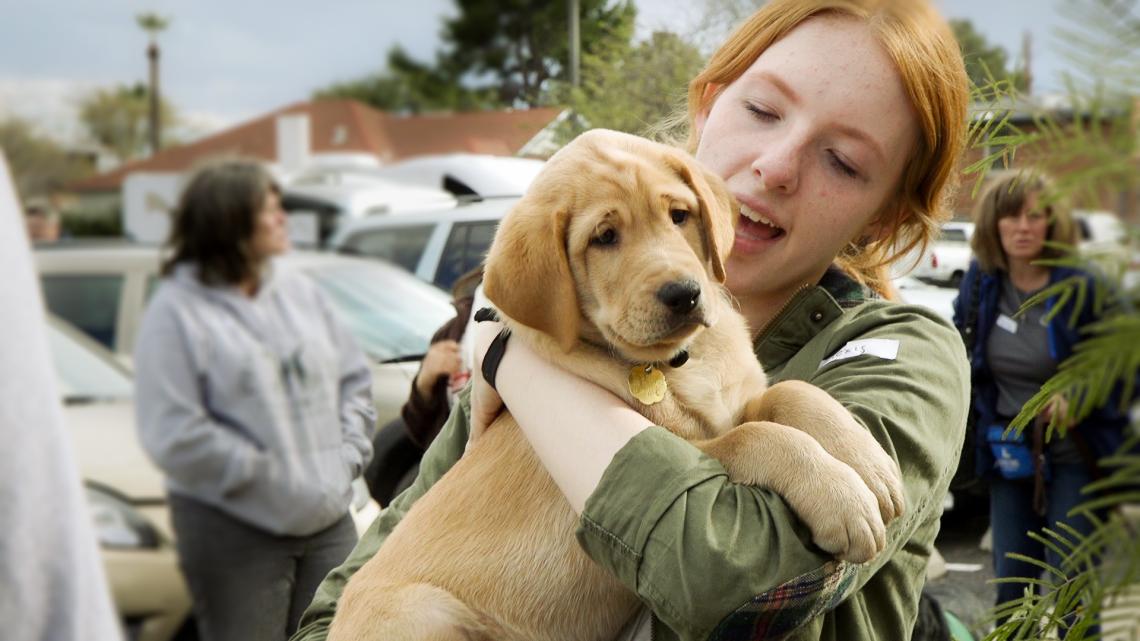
318, 0, 637, 112
690, 0, 765, 54
951, 19, 1028, 92
438, 0, 637, 108
551, 30, 705, 137
0, 118, 92, 199
79, 83, 178, 163
315, 46, 499, 113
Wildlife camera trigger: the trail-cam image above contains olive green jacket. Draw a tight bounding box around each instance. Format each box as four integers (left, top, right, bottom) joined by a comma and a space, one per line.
292, 273, 969, 641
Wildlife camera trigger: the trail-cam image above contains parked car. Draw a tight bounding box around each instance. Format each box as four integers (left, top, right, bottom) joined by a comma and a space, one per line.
291, 154, 543, 201
34, 242, 454, 432
364, 153, 544, 198
1075, 209, 1126, 251
893, 275, 957, 323
50, 314, 383, 640
911, 221, 974, 287
47, 315, 193, 641
281, 179, 457, 246
329, 196, 519, 291
1074, 209, 1137, 285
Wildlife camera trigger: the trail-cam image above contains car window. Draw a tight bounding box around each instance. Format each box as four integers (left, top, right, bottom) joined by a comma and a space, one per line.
940, 228, 968, 243
343, 225, 434, 272
40, 275, 123, 350
47, 322, 133, 402
434, 221, 497, 290
300, 261, 453, 362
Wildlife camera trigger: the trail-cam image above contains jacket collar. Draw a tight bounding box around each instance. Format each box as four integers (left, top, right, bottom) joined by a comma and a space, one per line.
171, 259, 280, 302
754, 266, 872, 370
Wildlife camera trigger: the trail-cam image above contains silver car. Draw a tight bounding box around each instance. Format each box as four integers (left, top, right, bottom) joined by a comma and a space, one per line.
34, 242, 455, 431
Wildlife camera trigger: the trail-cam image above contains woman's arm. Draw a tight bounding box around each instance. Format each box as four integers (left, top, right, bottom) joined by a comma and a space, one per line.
474, 322, 654, 513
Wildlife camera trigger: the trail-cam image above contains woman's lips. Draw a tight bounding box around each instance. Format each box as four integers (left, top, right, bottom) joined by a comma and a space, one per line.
735, 202, 785, 252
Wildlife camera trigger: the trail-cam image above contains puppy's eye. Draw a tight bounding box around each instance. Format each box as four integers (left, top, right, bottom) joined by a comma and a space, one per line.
671, 209, 689, 225
592, 228, 618, 246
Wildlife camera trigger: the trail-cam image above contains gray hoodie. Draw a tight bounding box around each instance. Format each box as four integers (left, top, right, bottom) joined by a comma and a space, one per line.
134, 261, 374, 536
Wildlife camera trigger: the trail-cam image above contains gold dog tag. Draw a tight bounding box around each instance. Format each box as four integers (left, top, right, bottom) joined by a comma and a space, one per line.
628, 365, 667, 405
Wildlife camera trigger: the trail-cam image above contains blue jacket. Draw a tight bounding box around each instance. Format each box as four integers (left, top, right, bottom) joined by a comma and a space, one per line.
952, 260, 1127, 478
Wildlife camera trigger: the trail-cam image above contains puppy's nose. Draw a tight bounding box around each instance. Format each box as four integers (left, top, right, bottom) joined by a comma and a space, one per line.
657, 280, 701, 315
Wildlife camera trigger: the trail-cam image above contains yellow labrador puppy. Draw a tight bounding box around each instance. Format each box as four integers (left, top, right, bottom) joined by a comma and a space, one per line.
329, 130, 904, 641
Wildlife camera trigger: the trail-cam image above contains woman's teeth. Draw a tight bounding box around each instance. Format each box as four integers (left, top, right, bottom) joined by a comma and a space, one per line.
740, 204, 780, 229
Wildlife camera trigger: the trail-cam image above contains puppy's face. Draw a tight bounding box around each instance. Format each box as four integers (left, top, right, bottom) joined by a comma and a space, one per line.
484, 129, 736, 361
565, 152, 717, 363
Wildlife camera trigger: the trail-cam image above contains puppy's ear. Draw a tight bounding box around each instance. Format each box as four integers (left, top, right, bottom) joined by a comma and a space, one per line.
483, 193, 580, 351
673, 155, 736, 283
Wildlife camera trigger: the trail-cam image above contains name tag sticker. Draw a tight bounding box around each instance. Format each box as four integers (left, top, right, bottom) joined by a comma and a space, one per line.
996, 314, 1018, 334
819, 338, 900, 369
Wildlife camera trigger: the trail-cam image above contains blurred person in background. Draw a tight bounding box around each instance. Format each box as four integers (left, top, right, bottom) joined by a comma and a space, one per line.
363, 264, 482, 503
400, 264, 484, 448
0, 152, 121, 640
953, 169, 1126, 635
133, 158, 374, 641
24, 199, 61, 243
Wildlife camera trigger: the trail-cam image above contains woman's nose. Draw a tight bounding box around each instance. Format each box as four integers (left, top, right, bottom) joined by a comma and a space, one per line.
751, 140, 800, 193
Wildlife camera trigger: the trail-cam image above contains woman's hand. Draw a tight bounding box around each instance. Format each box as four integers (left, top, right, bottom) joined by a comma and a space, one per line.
469, 318, 505, 443
416, 340, 463, 397
1042, 393, 1076, 429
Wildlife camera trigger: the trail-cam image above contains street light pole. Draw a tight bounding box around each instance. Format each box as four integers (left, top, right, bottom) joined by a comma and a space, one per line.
136, 13, 169, 157
568, 0, 580, 88
147, 41, 160, 155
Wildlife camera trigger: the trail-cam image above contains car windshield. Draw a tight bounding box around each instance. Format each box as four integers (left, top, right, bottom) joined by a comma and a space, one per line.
47, 322, 133, 402
301, 260, 454, 362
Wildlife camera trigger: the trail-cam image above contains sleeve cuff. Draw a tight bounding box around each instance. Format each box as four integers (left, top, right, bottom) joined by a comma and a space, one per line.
577, 426, 727, 589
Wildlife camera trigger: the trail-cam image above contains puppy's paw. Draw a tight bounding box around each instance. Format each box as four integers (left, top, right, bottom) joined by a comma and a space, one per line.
846, 441, 906, 526
816, 422, 905, 526
789, 458, 886, 564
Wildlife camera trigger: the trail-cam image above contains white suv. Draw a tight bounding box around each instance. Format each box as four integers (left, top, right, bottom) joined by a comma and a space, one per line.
910, 221, 974, 287
328, 196, 519, 291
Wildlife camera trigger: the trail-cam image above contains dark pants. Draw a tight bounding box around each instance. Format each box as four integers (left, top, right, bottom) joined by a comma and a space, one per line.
990, 463, 1100, 636
169, 493, 357, 641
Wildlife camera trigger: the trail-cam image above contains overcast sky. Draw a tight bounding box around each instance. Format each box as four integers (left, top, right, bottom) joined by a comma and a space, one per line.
0, 0, 1074, 145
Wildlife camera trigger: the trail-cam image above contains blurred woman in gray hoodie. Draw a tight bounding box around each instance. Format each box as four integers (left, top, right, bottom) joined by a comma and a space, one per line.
134, 159, 374, 641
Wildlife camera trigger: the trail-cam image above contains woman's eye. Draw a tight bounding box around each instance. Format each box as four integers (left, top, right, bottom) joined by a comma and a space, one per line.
828, 152, 860, 179
744, 102, 778, 122
670, 209, 689, 225
592, 228, 618, 246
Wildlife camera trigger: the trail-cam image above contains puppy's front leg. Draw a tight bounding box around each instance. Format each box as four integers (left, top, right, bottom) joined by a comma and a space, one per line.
743, 381, 905, 525
695, 422, 885, 563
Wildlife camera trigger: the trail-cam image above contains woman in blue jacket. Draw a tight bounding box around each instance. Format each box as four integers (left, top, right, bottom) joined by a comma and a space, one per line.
953, 169, 1126, 634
